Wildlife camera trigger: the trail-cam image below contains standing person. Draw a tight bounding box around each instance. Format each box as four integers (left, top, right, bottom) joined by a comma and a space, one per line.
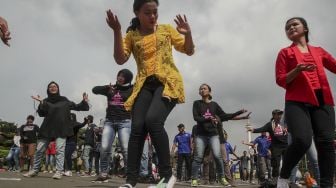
0, 16, 11, 46
19, 115, 39, 171
238, 151, 250, 182
81, 115, 97, 176
63, 113, 87, 177
5, 130, 20, 171
217, 113, 250, 187
191, 83, 248, 187
91, 69, 133, 183
246, 109, 288, 183
275, 17, 336, 188
106, 0, 195, 187
44, 141, 56, 173
171, 123, 192, 182
24, 81, 89, 179
242, 132, 271, 186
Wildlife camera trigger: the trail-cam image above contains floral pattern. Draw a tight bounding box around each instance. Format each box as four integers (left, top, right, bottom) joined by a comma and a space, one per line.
123, 24, 189, 111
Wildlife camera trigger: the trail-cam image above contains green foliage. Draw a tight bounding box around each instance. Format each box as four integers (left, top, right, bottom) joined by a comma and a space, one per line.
0, 119, 18, 133
0, 149, 9, 159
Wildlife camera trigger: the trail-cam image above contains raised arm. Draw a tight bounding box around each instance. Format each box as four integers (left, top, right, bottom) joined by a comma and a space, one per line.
174, 14, 194, 56
106, 9, 128, 65
70, 92, 89, 111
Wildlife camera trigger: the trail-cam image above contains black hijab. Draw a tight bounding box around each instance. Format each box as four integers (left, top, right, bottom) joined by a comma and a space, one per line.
45, 81, 68, 104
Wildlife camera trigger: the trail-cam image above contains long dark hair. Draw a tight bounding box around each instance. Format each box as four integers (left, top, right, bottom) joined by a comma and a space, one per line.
127, 0, 159, 32
286, 17, 309, 42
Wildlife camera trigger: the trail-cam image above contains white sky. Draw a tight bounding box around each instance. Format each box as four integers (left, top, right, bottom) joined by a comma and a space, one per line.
1, 0, 336, 155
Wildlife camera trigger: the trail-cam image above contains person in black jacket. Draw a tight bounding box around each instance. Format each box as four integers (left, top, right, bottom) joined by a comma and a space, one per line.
246, 109, 288, 184
24, 81, 89, 179
91, 69, 133, 183
190, 83, 249, 187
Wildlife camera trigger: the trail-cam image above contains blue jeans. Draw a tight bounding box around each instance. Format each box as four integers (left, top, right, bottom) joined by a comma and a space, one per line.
45, 154, 55, 171
82, 145, 93, 172
6, 146, 20, 170
191, 135, 224, 179
288, 134, 320, 185
139, 139, 149, 177
100, 119, 131, 175
32, 138, 66, 173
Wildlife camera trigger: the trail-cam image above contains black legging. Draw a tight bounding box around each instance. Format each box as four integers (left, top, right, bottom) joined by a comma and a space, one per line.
126, 78, 175, 186
280, 100, 335, 187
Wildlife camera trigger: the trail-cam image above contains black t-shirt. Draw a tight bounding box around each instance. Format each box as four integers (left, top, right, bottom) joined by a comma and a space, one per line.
192, 100, 237, 136
92, 84, 132, 121
20, 123, 39, 144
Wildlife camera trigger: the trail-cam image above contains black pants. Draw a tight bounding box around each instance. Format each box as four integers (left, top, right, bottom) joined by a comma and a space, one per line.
270, 146, 286, 178
280, 100, 335, 187
126, 79, 175, 186
64, 141, 76, 171
176, 153, 191, 180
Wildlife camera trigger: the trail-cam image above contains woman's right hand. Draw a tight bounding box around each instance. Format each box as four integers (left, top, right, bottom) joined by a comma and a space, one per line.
106, 9, 121, 31
296, 63, 316, 72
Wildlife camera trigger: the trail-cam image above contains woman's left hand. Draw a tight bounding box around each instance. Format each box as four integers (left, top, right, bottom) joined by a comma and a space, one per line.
174, 14, 191, 35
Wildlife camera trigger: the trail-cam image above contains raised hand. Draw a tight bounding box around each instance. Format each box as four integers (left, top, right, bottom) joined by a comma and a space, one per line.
0, 17, 11, 47
83, 92, 89, 102
174, 14, 191, 35
106, 9, 121, 31
31, 95, 42, 102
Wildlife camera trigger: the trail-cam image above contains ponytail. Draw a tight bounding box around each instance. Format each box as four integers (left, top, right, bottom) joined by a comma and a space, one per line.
127, 17, 140, 32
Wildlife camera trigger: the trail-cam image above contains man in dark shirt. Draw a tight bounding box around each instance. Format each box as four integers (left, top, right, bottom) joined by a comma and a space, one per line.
19, 115, 39, 171
81, 115, 97, 176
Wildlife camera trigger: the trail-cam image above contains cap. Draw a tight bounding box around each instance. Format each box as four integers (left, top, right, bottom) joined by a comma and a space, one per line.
272, 109, 283, 115
177, 123, 185, 128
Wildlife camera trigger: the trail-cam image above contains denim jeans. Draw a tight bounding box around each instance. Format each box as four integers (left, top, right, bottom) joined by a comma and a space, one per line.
6, 146, 20, 170
191, 135, 224, 179
139, 139, 149, 177
32, 138, 66, 173
82, 145, 93, 172
45, 154, 55, 171
288, 134, 320, 185
100, 119, 131, 175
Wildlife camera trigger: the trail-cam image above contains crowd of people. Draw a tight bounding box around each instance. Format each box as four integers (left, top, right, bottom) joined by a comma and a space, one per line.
1, 0, 336, 188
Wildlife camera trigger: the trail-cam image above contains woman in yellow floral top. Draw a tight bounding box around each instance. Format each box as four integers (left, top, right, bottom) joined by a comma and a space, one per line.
106, 0, 194, 187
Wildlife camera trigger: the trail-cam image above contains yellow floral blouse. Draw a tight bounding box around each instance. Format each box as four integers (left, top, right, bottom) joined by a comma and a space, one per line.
123, 24, 190, 111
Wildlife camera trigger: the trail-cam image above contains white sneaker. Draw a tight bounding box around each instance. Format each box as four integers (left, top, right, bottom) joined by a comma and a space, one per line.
166, 175, 177, 188
52, 171, 62, 179
118, 183, 135, 188
64, 171, 72, 177
277, 178, 289, 188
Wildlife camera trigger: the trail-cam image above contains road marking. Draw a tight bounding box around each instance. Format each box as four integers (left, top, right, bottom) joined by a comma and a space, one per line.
0, 177, 22, 181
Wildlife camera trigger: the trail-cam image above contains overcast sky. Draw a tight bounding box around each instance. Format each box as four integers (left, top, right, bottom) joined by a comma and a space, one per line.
1, 0, 336, 154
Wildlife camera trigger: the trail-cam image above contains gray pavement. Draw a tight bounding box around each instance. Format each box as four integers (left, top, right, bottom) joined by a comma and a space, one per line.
0, 170, 261, 188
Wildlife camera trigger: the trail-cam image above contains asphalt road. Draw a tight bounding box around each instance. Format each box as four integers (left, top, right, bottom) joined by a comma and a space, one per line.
0, 170, 261, 188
